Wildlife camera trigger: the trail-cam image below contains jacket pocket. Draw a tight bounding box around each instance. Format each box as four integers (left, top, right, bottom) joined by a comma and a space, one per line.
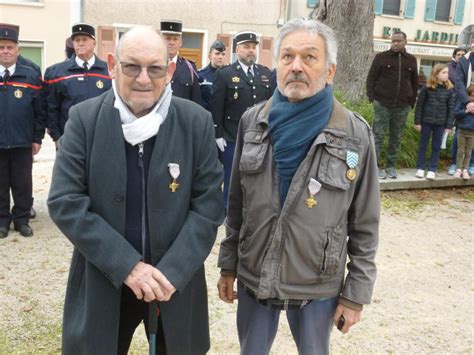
318, 145, 353, 190
239, 131, 269, 174
319, 226, 346, 275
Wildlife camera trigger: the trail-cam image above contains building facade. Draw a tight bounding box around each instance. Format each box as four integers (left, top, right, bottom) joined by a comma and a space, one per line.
0, 0, 78, 70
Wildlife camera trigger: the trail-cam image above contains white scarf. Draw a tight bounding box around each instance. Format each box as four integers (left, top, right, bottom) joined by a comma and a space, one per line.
113, 80, 172, 146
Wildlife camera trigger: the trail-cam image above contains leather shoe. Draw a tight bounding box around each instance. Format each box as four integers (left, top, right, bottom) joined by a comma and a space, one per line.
0, 227, 8, 239
30, 207, 36, 219
14, 224, 33, 237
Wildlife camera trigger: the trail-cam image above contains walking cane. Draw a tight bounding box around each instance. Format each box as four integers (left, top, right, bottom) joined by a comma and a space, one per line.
148, 300, 159, 355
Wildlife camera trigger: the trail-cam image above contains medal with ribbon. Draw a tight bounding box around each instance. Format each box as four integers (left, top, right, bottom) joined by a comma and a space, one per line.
168, 163, 180, 192
305, 178, 321, 208
346, 151, 359, 181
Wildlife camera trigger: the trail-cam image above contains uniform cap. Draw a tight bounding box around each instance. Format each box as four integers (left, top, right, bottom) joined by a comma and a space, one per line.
0, 23, 19, 43
160, 20, 183, 35
71, 23, 95, 40
234, 31, 259, 45
210, 39, 226, 52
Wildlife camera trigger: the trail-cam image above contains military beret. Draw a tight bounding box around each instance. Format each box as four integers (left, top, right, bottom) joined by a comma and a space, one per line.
160, 20, 182, 35
234, 31, 259, 45
0, 23, 19, 43
71, 23, 95, 40
210, 39, 226, 52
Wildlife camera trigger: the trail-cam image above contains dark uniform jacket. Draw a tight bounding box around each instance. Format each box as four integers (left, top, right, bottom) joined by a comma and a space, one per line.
210, 61, 274, 142
414, 85, 455, 127
45, 54, 111, 141
171, 56, 202, 105
0, 64, 45, 149
47, 91, 224, 355
454, 52, 473, 106
366, 49, 418, 108
197, 63, 217, 111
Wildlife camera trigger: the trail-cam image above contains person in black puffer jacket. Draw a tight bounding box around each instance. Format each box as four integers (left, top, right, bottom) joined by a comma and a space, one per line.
414, 64, 454, 179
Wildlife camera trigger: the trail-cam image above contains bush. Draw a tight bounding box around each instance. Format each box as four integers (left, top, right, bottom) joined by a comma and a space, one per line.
334, 90, 453, 169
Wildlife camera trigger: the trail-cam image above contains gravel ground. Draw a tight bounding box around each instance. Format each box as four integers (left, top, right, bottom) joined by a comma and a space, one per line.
0, 140, 472, 354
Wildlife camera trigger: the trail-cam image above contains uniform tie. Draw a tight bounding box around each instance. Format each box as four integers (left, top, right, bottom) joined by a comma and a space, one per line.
247, 67, 254, 81
3, 68, 10, 84
83, 61, 88, 72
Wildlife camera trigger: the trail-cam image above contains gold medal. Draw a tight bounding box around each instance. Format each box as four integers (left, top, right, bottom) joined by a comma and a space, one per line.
305, 195, 317, 208
346, 168, 357, 181
233, 91, 239, 100
14, 89, 23, 99
96, 80, 104, 89
169, 179, 179, 192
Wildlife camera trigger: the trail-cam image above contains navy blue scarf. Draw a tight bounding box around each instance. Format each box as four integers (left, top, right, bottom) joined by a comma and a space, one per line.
269, 85, 333, 205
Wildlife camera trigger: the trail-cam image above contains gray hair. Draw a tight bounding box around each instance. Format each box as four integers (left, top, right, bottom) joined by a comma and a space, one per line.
274, 18, 338, 67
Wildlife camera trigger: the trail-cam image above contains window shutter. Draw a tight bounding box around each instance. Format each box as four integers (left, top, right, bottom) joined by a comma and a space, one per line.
307, 0, 319, 7
374, 0, 384, 15
258, 37, 274, 69
217, 33, 232, 66
424, 0, 437, 21
404, 0, 416, 19
97, 26, 116, 62
453, 0, 465, 24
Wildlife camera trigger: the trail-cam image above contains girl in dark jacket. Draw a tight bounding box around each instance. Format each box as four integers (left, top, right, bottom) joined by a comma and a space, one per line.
453, 85, 474, 179
414, 64, 454, 179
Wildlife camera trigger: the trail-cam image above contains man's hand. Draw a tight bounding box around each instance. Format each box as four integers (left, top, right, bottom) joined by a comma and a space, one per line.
32, 143, 41, 155
216, 138, 227, 152
124, 261, 176, 302
415, 124, 421, 132
333, 303, 361, 334
444, 128, 452, 134
217, 275, 237, 303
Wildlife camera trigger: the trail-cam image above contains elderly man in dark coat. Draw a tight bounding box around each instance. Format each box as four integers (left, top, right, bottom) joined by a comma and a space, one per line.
48, 26, 224, 354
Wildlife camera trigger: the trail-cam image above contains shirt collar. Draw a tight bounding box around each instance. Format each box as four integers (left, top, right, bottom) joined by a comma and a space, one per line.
238, 60, 252, 74
0, 63, 16, 77
75, 55, 96, 68
169, 55, 178, 64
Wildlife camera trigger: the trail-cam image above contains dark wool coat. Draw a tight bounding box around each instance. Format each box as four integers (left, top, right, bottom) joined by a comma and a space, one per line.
48, 90, 224, 354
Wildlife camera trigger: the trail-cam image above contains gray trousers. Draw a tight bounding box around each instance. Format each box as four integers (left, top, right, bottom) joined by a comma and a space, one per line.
372, 100, 411, 168
237, 284, 338, 355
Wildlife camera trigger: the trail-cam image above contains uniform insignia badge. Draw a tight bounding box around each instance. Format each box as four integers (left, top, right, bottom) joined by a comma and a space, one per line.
96, 80, 104, 89
14, 89, 23, 99
261, 75, 269, 81
232, 76, 240, 83
168, 163, 180, 192
305, 178, 321, 208
233, 91, 239, 100
346, 151, 359, 181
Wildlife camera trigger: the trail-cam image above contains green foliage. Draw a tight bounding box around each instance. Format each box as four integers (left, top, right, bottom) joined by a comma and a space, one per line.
334, 90, 454, 169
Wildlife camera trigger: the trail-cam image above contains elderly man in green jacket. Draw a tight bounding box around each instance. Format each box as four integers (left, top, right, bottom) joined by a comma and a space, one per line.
48, 26, 223, 354
217, 19, 380, 355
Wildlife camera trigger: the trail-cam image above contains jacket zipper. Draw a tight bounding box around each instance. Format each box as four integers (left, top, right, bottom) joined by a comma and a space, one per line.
138, 143, 146, 260
395, 53, 401, 106
321, 231, 330, 273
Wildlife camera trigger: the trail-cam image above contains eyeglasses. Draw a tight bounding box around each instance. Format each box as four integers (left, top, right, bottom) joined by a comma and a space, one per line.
119, 61, 168, 78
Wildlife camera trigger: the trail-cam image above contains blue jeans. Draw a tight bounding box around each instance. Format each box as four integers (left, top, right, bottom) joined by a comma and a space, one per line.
416, 123, 445, 172
236, 283, 338, 355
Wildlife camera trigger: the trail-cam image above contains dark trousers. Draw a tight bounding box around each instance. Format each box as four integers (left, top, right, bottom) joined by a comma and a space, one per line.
117, 286, 167, 355
416, 123, 445, 172
223, 141, 236, 209
372, 101, 410, 168
0, 148, 32, 227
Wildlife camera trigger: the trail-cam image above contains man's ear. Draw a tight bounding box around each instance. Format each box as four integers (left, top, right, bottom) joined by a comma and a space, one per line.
166, 61, 176, 84
326, 64, 336, 85
107, 52, 116, 78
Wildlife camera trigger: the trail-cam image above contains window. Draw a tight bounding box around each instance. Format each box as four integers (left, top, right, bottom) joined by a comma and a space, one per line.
383, 0, 401, 16
19, 42, 43, 70
435, 0, 451, 22
307, 0, 319, 7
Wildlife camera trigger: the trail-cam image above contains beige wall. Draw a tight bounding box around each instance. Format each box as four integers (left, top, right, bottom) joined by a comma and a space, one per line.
0, 0, 73, 70
84, 0, 284, 67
